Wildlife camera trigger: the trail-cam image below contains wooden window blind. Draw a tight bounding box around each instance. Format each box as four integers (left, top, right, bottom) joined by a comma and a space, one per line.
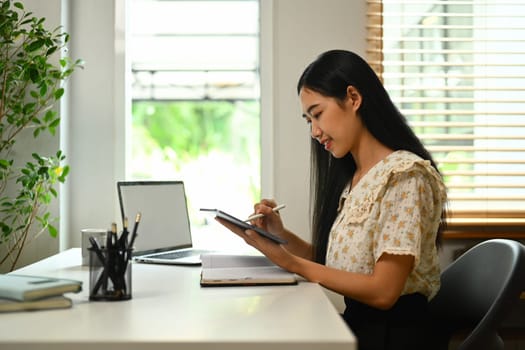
367, 0, 525, 237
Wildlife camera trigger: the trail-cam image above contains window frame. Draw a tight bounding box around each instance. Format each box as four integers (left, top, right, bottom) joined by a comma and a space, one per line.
126, 0, 263, 241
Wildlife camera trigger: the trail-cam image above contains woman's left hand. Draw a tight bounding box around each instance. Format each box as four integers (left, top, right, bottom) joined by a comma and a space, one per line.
216, 217, 295, 271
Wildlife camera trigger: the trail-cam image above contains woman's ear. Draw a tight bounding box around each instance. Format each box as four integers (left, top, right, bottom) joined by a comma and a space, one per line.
346, 85, 362, 111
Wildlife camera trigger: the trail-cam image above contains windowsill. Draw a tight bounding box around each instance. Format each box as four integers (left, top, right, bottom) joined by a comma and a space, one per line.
444, 211, 525, 239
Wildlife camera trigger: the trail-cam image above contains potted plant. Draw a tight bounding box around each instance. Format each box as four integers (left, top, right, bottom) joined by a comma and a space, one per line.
0, 0, 83, 271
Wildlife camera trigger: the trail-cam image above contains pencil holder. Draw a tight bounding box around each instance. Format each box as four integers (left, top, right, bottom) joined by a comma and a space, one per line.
88, 247, 132, 301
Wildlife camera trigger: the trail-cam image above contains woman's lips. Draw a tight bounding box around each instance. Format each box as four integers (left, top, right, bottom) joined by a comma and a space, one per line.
321, 139, 332, 150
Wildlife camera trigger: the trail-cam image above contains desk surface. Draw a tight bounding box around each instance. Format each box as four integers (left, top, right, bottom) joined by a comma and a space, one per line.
0, 248, 356, 350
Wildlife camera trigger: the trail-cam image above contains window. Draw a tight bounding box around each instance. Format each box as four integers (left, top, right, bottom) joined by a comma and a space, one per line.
128, 0, 260, 246
367, 0, 525, 237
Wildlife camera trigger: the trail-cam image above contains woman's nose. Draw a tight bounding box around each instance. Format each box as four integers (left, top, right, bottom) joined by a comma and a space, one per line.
310, 122, 322, 139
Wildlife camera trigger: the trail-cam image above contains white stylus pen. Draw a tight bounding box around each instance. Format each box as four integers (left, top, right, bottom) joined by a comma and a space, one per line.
245, 204, 286, 221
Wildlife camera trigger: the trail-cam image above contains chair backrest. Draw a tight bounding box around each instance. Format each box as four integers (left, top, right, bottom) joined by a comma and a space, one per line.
429, 239, 525, 350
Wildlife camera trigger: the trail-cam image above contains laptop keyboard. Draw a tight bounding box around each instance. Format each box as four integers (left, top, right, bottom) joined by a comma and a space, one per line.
151, 249, 209, 260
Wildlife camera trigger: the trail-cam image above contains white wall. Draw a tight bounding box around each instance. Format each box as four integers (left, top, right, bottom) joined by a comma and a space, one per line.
261, 0, 366, 241
65, 0, 124, 250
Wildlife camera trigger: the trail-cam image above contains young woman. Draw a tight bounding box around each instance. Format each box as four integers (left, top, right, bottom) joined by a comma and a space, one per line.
217, 50, 447, 350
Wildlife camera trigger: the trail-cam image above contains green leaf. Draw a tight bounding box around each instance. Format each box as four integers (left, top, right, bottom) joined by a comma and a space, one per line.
1, 225, 12, 236
48, 224, 58, 238
39, 83, 48, 96
54, 88, 64, 100
58, 165, 70, 182
14, 2, 24, 10
23, 102, 36, 114
44, 110, 56, 122
41, 192, 51, 204
49, 118, 61, 129
27, 39, 45, 52
46, 46, 57, 56
1, 201, 13, 208
29, 67, 39, 83
0, 159, 11, 169
75, 58, 85, 67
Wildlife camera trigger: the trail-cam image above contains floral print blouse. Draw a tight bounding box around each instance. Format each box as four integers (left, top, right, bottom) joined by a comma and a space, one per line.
325, 150, 447, 299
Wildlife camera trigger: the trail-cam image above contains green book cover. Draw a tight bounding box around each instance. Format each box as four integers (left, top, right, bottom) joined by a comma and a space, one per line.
0, 274, 82, 301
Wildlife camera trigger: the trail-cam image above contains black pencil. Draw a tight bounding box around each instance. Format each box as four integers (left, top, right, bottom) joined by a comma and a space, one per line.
119, 217, 129, 249
89, 236, 106, 265
128, 212, 141, 250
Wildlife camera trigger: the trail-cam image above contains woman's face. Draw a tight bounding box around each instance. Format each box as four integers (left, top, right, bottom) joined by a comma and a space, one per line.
299, 87, 363, 158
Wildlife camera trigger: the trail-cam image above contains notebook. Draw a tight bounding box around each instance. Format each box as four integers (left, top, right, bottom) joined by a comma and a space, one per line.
117, 180, 210, 265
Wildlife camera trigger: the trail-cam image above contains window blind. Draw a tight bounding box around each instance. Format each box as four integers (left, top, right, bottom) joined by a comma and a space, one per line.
367, 0, 525, 219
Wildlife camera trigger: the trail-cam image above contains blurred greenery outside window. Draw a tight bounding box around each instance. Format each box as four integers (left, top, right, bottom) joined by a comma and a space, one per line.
129, 0, 260, 246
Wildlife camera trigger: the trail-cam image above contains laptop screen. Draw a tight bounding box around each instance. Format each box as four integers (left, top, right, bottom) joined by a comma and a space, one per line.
117, 181, 193, 254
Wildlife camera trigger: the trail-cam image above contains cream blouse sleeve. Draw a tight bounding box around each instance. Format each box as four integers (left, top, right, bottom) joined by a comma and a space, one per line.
372, 167, 442, 267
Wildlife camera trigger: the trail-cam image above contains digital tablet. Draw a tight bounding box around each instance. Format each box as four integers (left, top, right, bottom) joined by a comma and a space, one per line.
200, 208, 287, 245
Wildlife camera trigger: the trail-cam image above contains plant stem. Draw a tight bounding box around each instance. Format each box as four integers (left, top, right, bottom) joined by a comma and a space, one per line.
0, 184, 41, 270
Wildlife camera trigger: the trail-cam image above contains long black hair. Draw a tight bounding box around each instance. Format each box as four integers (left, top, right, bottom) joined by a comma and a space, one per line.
297, 50, 447, 264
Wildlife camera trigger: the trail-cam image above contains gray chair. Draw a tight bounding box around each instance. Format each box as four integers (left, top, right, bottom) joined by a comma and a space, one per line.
429, 239, 525, 350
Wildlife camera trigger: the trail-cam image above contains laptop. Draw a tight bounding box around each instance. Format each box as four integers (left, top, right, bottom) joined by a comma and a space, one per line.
117, 180, 210, 265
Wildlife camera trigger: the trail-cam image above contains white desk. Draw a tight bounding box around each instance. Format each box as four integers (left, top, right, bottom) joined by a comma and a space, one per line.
0, 248, 356, 350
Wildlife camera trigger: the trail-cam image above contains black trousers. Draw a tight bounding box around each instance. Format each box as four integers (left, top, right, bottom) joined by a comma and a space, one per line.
342, 293, 438, 350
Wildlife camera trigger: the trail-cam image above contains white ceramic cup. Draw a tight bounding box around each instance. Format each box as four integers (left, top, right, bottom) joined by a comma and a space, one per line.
81, 228, 107, 265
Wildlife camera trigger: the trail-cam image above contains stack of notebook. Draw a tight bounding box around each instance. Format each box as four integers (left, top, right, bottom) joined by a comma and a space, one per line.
0, 274, 82, 312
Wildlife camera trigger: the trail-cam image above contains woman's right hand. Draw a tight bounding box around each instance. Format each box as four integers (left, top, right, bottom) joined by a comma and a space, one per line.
247, 199, 313, 261
249, 199, 285, 236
